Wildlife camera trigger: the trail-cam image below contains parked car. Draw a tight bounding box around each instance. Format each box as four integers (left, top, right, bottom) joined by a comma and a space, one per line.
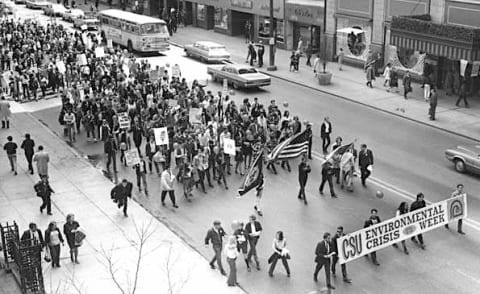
207, 63, 271, 89
184, 41, 230, 63
73, 12, 99, 30
43, 3, 67, 16
62, 8, 83, 22
445, 145, 480, 174
1, 1, 15, 14
25, 0, 50, 9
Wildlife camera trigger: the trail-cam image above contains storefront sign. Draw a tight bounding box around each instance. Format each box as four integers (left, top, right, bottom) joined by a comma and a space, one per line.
338, 194, 467, 264
231, 0, 253, 9
285, 3, 324, 26
196, 0, 283, 18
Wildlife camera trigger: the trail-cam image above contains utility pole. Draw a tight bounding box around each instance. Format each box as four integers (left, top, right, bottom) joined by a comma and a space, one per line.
267, 0, 277, 71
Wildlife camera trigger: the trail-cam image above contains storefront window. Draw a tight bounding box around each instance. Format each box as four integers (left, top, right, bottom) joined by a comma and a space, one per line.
397, 48, 420, 69
347, 27, 366, 56
197, 4, 206, 21
258, 18, 284, 43
214, 8, 229, 30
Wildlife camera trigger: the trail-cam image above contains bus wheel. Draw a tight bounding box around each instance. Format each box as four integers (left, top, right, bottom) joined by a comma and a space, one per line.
127, 40, 133, 52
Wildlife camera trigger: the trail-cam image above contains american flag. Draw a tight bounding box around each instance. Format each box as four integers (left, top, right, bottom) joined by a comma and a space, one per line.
267, 129, 310, 161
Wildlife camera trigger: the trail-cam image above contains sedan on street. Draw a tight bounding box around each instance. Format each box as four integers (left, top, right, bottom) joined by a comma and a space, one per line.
25, 0, 50, 9
43, 3, 67, 16
62, 8, 83, 22
445, 145, 480, 175
207, 63, 271, 89
184, 41, 231, 63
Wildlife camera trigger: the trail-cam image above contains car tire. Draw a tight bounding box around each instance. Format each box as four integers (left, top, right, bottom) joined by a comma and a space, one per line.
454, 159, 466, 173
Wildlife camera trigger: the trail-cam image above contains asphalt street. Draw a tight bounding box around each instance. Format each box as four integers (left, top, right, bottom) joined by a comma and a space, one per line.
9, 4, 480, 294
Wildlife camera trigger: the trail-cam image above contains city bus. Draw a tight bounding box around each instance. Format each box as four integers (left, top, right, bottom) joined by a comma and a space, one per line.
98, 9, 169, 53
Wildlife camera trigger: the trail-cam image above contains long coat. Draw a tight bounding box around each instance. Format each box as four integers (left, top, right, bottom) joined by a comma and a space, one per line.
33, 151, 50, 176
0, 99, 11, 119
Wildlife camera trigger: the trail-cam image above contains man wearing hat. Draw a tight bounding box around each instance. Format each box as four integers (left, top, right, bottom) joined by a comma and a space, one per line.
205, 220, 226, 275
110, 179, 133, 217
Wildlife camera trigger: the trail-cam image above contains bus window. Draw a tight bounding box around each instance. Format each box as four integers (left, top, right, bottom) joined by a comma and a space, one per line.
141, 23, 168, 34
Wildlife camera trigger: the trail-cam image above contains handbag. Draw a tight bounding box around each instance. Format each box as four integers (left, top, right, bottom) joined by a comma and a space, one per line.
74, 229, 86, 247
44, 247, 51, 263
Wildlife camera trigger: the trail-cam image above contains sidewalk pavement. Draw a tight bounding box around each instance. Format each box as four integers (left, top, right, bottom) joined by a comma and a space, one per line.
169, 27, 480, 142
0, 112, 246, 294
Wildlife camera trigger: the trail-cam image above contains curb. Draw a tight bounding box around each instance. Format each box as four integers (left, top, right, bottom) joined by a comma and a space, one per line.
168, 41, 479, 143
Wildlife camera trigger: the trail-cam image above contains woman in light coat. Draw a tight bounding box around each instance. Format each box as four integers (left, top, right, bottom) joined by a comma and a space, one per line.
33, 145, 49, 179
0, 96, 11, 129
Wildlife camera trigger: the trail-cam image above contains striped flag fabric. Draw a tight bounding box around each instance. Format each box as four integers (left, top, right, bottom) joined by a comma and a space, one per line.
267, 129, 310, 161
325, 142, 354, 162
238, 152, 264, 196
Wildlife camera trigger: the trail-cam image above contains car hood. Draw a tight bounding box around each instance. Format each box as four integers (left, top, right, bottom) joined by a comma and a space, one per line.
240, 73, 270, 80
446, 145, 480, 156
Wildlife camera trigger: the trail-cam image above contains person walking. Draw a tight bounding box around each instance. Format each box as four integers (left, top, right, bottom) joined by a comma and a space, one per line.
456, 81, 469, 108
410, 193, 426, 249
64, 214, 81, 264
358, 144, 374, 187
257, 41, 265, 68
34, 176, 55, 215
383, 63, 392, 87
245, 215, 262, 270
403, 71, 412, 99
314, 232, 335, 289
320, 117, 332, 154
423, 75, 431, 101
364, 209, 381, 265
268, 231, 290, 277
298, 155, 311, 204
33, 146, 50, 179
110, 179, 133, 217
21, 223, 45, 247
366, 63, 375, 88
331, 227, 352, 283
306, 122, 313, 159
0, 96, 11, 129
428, 87, 438, 121
306, 43, 312, 67
445, 184, 466, 234
44, 221, 64, 268
392, 202, 409, 254
104, 135, 118, 173
389, 69, 399, 93
133, 156, 148, 195
3, 136, 18, 175
161, 166, 178, 208
319, 161, 337, 198
340, 147, 355, 192
253, 174, 264, 216
205, 220, 226, 276
233, 221, 250, 271
21, 133, 35, 175
225, 235, 239, 287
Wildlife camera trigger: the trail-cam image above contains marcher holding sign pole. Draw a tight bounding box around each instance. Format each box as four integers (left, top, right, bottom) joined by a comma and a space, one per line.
363, 209, 381, 266
445, 184, 466, 234
410, 193, 426, 250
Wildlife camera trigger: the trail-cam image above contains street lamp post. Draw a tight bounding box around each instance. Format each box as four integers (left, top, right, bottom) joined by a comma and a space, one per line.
267, 0, 277, 71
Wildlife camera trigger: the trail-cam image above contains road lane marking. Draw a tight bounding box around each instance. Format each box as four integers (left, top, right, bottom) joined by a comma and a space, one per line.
311, 151, 480, 232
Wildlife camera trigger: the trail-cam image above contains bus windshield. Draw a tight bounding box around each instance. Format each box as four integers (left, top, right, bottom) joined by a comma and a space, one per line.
140, 23, 168, 35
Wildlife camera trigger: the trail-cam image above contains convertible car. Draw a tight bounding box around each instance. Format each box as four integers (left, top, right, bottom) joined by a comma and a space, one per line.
207, 63, 271, 89
445, 145, 480, 174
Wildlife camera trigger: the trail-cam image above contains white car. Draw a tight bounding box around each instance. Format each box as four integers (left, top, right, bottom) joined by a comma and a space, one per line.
62, 8, 83, 22
184, 41, 230, 63
25, 0, 50, 9
73, 12, 99, 30
43, 3, 67, 16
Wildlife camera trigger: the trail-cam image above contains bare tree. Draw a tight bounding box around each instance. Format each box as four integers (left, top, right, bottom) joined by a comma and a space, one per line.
163, 241, 192, 294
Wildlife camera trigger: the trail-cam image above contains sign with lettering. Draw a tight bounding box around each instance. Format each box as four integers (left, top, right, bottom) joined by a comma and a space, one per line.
231, 0, 252, 9
153, 127, 169, 146
125, 149, 140, 166
223, 138, 236, 155
118, 112, 131, 129
338, 194, 467, 264
285, 2, 324, 26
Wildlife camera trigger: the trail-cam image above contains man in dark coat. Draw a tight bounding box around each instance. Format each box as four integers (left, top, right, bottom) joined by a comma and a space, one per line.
358, 144, 374, 186
205, 220, 226, 275
21, 223, 44, 247
132, 123, 143, 156
245, 215, 262, 270
319, 161, 337, 198
104, 135, 118, 173
110, 179, 133, 217
320, 117, 332, 153
364, 209, 381, 265
314, 232, 335, 289
331, 226, 352, 283
21, 133, 35, 174
429, 87, 438, 120
298, 155, 311, 204
257, 41, 265, 67
410, 193, 426, 249
34, 176, 55, 215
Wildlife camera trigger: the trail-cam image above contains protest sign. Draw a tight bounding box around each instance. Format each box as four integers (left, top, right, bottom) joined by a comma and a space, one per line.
77, 54, 87, 66
79, 88, 85, 101
153, 127, 169, 146
56, 60, 66, 74
80, 24, 87, 31
167, 99, 178, 108
189, 108, 202, 124
223, 138, 236, 155
95, 47, 105, 58
125, 149, 140, 166
117, 112, 130, 129
107, 39, 113, 48
338, 194, 467, 264
150, 69, 160, 81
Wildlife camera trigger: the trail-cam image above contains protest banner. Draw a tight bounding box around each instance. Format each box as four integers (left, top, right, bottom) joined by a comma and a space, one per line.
77, 54, 87, 66
117, 112, 130, 129
153, 127, 169, 146
56, 60, 66, 74
189, 108, 202, 124
107, 39, 113, 48
95, 47, 105, 58
167, 99, 178, 108
338, 194, 467, 264
125, 149, 140, 166
223, 138, 236, 155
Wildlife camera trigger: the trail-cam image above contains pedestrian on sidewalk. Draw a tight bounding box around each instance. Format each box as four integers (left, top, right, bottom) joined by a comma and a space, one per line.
358, 144, 374, 187
331, 227, 352, 283
44, 221, 64, 268
313, 54, 321, 77
336, 48, 344, 71
34, 176, 55, 215
320, 117, 332, 154
245, 215, 262, 270
298, 155, 311, 204
244, 21, 251, 43
21, 223, 44, 247
383, 63, 392, 87
64, 214, 81, 264
428, 87, 438, 121
205, 220, 227, 276
445, 184, 466, 234
403, 71, 412, 99
319, 161, 337, 198
364, 209, 381, 266
456, 81, 469, 108
110, 179, 133, 217
306, 43, 312, 67
33, 145, 49, 179
388, 69, 399, 93
410, 193, 426, 249
423, 75, 431, 101
3, 135, 18, 175
392, 202, 409, 255
366, 63, 375, 88
225, 235, 239, 287
314, 232, 335, 289
0, 96, 11, 129
21, 133, 35, 175
268, 231, 290, 277
233, 221, 250, 271
161, 166, 178, 208
257, 41, 265, 68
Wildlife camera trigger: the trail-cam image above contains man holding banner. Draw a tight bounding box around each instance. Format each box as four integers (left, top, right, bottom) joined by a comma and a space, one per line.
445, 184, 466, 234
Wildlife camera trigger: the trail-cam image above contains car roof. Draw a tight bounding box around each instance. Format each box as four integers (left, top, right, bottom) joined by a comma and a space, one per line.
454, 145, 480, 154
99, 9, 166, 25
195, 41, 224, 47
223, 63, 256, 70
